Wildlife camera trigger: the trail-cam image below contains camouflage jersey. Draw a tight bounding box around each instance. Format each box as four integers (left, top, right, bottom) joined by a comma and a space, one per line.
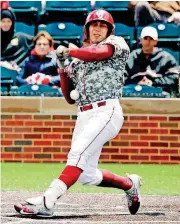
68, 35, 130, 106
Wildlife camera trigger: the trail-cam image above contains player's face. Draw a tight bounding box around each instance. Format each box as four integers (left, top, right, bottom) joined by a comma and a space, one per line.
35, 36, 50, 56
0, 18, 12, 32
141, 36, 157, 53
89, 21, 108, 44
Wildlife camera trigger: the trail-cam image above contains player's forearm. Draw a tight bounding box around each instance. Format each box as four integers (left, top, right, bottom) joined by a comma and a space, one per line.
59, 69, 75, 104
69, 44, 114, 62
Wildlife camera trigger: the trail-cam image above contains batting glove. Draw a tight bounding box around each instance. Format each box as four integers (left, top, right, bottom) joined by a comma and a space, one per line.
56, 45, 68, 61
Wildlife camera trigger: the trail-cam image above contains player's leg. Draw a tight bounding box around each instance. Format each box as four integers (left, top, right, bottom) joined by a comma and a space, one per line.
77, 104, 129, 187
59, 105, 123, 190
77, 103, 141, 214
14, 104, 121, 217
135, 1, 161, 26
97, 170, 141, 215
79, 152, 141, 215
76, 103, 141, 214
45, 104, 124, 210
14, 112, 84, 217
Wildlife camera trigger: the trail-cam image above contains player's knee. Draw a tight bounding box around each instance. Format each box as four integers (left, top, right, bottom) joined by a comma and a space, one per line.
78, 172, 102, 186
79, 178, 91, 185
136, 1, 150, 10
78, 174, 93, 185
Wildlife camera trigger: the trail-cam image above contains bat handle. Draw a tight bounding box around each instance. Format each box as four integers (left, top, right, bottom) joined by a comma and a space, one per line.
56, 59, 65, 70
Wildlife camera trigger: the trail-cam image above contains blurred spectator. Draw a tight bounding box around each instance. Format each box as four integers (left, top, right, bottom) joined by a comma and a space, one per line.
0, 1, 9, 9
124, 26, 179, 95
0, 9, 33, 66
16, 31, 60, 87
129, 1, 180, 26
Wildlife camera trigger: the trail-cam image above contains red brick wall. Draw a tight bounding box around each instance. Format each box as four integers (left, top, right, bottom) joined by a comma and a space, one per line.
1, 114, 180, 164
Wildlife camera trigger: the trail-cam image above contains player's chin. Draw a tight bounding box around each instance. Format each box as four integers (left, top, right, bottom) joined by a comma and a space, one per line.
91, 38, 102, 44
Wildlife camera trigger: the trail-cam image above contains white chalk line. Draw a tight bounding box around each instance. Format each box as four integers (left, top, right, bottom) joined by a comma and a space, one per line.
2, 219, 31, 224
2, 211, 128, 216
1, 210, 168, 217
1, 202, 124, 208
1, 202, 125, 211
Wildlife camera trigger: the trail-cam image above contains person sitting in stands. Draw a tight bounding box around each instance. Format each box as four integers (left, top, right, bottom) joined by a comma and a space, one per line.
129, 1, 180, 26
0, 9, 33, 66
16, 31, 60, 87
124, 26, 179, 95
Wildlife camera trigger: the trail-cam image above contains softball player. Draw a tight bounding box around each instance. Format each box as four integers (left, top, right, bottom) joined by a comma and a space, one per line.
14, 9, 141, 217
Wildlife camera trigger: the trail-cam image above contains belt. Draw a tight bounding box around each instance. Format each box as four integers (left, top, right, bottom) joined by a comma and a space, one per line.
80, 101, 106, 112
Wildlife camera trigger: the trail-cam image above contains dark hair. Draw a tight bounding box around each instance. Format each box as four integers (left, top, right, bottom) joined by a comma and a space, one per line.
1, 8, 16, 21
33, 31, 54, 47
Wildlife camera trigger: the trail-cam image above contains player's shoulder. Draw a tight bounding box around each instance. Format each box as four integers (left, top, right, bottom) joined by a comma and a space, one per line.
108, 35, 126, 42
102, 35, 129, 51
104, 35, 127, 44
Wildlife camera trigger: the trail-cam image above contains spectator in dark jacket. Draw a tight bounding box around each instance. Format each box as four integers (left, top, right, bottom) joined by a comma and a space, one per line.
124, 26, 179, 94
0, 9, 33, 66
16, 31, 60, 87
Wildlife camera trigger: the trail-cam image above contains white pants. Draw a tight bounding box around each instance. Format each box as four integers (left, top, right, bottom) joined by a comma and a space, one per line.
66, 99, 124, 186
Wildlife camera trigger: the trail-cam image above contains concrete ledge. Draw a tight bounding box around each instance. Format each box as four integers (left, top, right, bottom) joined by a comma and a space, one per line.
1, 97, 180, 115
121, 98, 180, 115
1, 97, 40, 113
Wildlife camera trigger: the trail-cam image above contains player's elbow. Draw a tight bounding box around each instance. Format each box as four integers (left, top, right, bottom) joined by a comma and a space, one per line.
64, 97, 75, 105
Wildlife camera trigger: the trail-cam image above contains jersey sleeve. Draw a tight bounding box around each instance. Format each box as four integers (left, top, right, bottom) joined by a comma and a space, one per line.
101, 35, 130, 59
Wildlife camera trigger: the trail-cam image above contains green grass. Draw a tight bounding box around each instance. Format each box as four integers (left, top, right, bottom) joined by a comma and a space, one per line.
1, 163, 180, 196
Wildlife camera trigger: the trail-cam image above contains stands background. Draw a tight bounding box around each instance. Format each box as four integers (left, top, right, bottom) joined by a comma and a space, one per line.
10, 0, 180, 62
2, 1, 179, 96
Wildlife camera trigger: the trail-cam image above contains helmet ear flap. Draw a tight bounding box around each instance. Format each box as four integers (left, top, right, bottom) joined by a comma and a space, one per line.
106, 24, 114, 37
85, 24, 90, 41
83, 26, 89, 42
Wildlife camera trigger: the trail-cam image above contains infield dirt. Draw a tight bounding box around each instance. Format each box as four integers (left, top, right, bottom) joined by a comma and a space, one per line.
1, 191, 180, 223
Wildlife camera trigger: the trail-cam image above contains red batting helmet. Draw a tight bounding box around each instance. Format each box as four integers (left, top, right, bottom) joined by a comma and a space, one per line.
83, 9, 114, 42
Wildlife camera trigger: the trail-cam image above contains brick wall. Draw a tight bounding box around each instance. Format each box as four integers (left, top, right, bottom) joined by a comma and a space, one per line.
1, 114, 180, 164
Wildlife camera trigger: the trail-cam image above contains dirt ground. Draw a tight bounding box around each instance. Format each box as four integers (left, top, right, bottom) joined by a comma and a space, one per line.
1, 191, 180, 224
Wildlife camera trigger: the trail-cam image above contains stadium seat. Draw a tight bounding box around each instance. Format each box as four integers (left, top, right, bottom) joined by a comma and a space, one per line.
163, 48, 180, 64
122, 84, 170, 98
1, 67, 17, 85
38, 22, 83, 48
15, 22, 36, 36
9, 1, 42, 24
115, 23, 134, 49
94, 1, 129, 11
44, 1, 91, 24
0, 67, 18, 95
10, 84, 63, 97
94, 1, 133, 25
